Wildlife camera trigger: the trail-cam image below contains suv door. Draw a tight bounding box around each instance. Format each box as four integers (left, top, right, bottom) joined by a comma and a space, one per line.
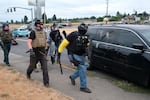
89, 28, 119, 70
116, 29, 149, 84
105, 28, 149, 85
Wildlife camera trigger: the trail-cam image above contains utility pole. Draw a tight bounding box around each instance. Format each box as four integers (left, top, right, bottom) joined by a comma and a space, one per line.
106, 0, 109, 16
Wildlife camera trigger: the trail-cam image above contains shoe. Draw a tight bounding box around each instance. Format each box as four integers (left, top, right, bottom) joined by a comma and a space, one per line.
6, 63, 10, 66
44, 83, 50, 87
80, 87, 92, 93
51, 56, 55, 64
26, 74, 31, 79
69, 76, 75, 85
34, 68, 40, 72
3, 60, 6, 63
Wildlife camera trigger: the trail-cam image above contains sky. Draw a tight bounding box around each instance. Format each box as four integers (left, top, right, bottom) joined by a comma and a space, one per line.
0, 0, 150, 22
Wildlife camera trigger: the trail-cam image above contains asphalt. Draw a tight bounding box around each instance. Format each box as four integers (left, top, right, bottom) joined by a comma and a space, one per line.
0, 49, 150, 100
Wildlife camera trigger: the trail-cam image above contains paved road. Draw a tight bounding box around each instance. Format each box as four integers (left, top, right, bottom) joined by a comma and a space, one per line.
0, 38, 150, 100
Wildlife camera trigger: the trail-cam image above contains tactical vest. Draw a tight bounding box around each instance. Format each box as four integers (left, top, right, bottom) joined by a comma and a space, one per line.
32, 30, 46, 48
75, 35, 89, 54
0, 31, 12, 43
68, 32, 89, 55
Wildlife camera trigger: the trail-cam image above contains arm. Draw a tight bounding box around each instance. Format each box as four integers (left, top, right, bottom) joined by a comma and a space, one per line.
27, 30, 35, 49
28, 39, 32, 49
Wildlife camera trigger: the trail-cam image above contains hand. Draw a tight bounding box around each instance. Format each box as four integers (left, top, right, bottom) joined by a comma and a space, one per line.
29, 49, 36, 57
45, 46, 49, 52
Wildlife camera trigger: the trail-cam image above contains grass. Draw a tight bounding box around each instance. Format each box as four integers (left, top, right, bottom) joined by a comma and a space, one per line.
112, 79, 150, 94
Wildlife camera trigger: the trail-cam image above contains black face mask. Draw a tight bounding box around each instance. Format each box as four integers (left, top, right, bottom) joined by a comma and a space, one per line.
79, 30, 87, 35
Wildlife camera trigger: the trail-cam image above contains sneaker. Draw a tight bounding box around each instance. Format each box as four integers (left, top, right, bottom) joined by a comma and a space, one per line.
51, 56, 55, 64
6, 64, 10, 66
69, 76, 75, 85
80, 87, 92, 93
26, 74, 31, 79
34, 68, 40, 72
44, 83, 50, 87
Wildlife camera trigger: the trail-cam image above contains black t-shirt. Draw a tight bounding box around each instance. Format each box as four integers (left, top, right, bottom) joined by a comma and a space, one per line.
28, 30, 36, 40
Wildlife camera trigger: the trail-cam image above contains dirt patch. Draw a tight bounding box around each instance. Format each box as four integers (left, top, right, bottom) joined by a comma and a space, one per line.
0, 65, 74, 100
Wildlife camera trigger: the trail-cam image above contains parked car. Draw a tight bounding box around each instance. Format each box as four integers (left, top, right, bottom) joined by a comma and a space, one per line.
87, 24, 150, 86
12, 28, 30, 37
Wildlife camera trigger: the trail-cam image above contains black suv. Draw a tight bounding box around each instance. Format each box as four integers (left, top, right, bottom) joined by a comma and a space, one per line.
87, 24, 150, 86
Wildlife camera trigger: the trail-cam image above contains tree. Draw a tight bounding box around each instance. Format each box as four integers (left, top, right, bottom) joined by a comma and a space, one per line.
97, 17, 104, 22
24, 15, 28, 24
52, 14, 57, 21
10, 20, 14, 24
90, 16, 96, 19
58, 18, 62, 23
42, 13, 47, 23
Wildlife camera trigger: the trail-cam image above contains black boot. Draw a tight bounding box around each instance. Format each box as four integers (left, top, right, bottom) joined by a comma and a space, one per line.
51, 56, 55, 64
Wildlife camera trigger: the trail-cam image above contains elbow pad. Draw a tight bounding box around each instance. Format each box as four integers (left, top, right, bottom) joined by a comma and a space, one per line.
58, 39, 69, 53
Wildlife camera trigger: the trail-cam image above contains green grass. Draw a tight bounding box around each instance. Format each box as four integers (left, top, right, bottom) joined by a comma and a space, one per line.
112, 79, 150, 93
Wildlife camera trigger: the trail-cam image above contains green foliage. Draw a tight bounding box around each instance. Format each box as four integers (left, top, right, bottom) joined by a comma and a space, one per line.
97, 17, 103, 22
90, 16, 96, 19
24, 15, 28, 24
52, 14, 57, 21
109, 16, 119, 21
112, 80, 150, 93
42, 13, 48, 23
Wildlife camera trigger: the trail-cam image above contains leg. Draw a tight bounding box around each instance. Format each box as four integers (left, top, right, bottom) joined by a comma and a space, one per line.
70, 54, 88, 88
27, 57, 37, 78
40, 56, 49, 86
3, 43, 11, 65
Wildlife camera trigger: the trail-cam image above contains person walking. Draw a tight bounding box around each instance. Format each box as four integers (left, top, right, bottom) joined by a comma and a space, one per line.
46, 31, 56, 64
49, 23, 63, 63
0, 23, 12, 66
26, 20, 49, 87
58, 23, 91, 93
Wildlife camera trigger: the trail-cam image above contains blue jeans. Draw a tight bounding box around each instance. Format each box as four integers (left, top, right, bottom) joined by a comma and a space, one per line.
70, 54, 89, 88
3, 42, 11, 64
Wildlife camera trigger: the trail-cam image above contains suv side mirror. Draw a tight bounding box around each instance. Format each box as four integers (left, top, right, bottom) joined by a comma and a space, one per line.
132, 43, 144, 50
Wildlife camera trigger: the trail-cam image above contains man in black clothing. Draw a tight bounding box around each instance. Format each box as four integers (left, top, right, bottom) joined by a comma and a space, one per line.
58, 23, 91, 93
49, 23, 63, 63
26, 20, 49, 87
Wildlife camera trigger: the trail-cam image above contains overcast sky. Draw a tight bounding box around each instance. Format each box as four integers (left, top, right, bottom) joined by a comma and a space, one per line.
0, 0, 150, 22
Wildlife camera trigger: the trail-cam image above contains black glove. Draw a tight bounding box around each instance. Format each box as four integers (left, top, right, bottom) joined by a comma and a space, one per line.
29, 49, 36, 57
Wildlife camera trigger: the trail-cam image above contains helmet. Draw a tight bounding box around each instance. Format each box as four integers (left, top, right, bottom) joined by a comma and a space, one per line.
78, 23, 88, 35
2, 23, 9, 31
34, 20, 41, 26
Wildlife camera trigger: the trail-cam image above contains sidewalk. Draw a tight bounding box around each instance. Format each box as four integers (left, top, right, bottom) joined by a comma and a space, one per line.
0, 50, 150, 100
